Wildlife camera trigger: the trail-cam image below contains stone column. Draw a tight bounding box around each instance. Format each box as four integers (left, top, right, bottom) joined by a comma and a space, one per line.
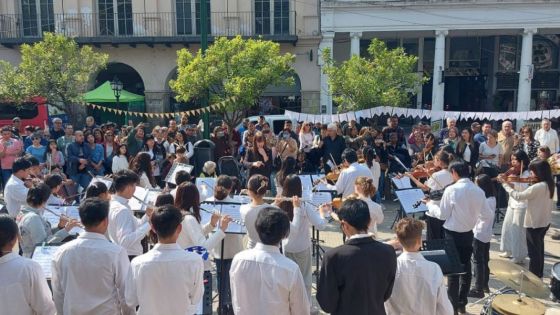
319, 31, 335, 114
350, 32, 362, 57
431, 29, 448, 112
517, 28, 536, 114
144, 91, 171, 126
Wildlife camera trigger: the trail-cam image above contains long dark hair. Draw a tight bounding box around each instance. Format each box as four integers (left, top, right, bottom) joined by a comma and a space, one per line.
278, 175, 302, 221
512, 150, 530, 172
276, 157, 297, 188
174, 182, 201, 222
363, 146, 376, 168
529, 159, 555, 198
44, 139, 58, 161
456, 128, 473, 153
130, 152, 155, 187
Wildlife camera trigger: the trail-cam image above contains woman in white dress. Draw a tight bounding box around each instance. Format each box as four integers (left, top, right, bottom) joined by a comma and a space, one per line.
353, 176, 383, 237
499, 150, 529, 264
405, 151, 454, 240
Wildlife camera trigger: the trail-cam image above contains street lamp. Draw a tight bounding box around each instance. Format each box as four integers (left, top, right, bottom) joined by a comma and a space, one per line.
110, 76, 123, 107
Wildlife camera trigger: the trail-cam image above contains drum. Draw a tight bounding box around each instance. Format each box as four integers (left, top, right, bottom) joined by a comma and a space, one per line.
551, 262, 560, 300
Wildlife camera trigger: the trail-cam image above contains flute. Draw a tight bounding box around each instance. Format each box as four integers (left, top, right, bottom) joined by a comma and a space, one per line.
42, 207, 81, 225
199, 206, 245, 226
131, 195, 155, 210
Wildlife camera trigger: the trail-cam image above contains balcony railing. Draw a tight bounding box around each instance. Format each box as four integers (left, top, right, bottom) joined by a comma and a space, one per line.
0, 11, 297, 44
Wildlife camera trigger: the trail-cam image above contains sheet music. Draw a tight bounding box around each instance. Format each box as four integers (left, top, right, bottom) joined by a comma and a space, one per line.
231, 195, 251, 204
142, 189, 162, 211
165, 163, 194, 184
200, 203, 246, 234
43, 211, 60, 228
130, 186, 148, 211
310, 174, 329, 191
391, 177, 412, 190
311, 192, 332, 206
394, 188, 428, 214
44, 206, 83, 235
298, 175, 313, 191
31, 245, 60, 279
63, 206, 80, 220
89, 176, 113, 190
196, 178, 216, 201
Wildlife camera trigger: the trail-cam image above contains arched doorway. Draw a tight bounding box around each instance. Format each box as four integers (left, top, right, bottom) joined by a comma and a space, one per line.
89, 62, 145, 126
254, 74, 301, 115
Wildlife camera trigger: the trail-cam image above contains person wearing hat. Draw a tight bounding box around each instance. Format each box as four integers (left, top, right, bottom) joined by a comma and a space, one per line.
199, 161, 217, 178
11, 117, 21, 139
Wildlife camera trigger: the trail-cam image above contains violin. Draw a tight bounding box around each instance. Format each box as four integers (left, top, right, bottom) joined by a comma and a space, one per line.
410, 162, 441, 179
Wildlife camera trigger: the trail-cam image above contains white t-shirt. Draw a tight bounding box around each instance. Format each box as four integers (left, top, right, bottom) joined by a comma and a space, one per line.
479, 142, 503, 168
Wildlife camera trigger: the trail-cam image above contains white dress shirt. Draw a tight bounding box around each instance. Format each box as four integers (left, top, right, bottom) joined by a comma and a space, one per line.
473, 197, 496, 243
424, 169, 454, 220
4, 175, 29, 218
206, 196, 244, 260
51, 232, 134, 315
440, 178, 487, 233
333, 162, 375, 197
366, 162, 381, 190
284, 203, 327, 253
384, 252, 453, 315
177, 214, 225, 269
230, 243, 310, 315
0, 253, 55, 315
535, 128, 559, 153
108, 195, 150, 256
125, 243, 204, 315
502, 181, 553, 228
112, 155, 129, 174
359, 197, 384, 236
240, 203, 275, 249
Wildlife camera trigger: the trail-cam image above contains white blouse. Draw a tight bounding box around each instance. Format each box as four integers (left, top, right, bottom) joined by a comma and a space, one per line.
177, 214, 226, 269
112, 155, 129, 174
502, 181, 553, 228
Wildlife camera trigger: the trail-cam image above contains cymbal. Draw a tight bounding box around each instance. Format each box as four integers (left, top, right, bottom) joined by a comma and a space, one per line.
489, 260, 550, 299
491, 294, 545, 315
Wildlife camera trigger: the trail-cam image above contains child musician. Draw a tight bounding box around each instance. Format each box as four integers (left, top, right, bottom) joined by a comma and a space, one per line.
384, 218, 453, 315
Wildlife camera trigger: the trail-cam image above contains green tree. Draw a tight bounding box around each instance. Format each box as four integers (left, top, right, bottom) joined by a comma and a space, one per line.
0, 61, 25, 102
170, 35, 295, 148
0, 33, 108, 126
322, 39, 425, 111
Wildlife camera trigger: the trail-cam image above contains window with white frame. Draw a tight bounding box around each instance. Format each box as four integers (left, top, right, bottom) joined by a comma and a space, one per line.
21, 0, 54, 37
255, 0, 289, 35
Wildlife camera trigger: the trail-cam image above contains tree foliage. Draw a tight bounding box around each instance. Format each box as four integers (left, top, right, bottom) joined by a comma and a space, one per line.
170, 35, 295, 130
0, 33, 108, 125
322, 39, 426, 111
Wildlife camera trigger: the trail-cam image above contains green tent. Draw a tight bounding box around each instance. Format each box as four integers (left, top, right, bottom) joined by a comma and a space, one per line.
84, 81, 145, 103
84, 81, 145, 125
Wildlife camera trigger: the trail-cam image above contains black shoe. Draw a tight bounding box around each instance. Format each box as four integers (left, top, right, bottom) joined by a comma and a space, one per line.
483, 286, 490, 293
468, 289, 484, 298
457, 306, 466, 314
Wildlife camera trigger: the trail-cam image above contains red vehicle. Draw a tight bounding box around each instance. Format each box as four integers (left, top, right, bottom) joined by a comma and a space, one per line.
0, 97, 52, 132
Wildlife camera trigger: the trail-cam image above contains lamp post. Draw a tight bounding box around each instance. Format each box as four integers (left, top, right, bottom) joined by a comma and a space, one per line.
200, 0, 210, 139
110, 76, 123, 116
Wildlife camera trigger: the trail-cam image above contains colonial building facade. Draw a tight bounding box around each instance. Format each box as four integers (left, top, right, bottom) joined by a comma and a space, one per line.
0, 0, 321, 121
320, 0, 560, 115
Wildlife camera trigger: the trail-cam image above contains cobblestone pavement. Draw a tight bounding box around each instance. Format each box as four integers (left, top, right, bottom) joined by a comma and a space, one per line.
308, 201, 560, 314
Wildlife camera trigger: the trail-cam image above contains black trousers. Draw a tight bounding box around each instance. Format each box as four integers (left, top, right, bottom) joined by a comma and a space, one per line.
472, 239, 490, 290
445, 229, 474, 310
526, 225, 550, 278
426, 216, 446, 240
215, 258, 234, 314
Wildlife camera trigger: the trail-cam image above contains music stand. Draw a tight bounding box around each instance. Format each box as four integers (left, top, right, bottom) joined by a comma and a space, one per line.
200, 201, 245, 315
391, 188, 427, 229
421, 239, 464, 276
309, 189, 337, 286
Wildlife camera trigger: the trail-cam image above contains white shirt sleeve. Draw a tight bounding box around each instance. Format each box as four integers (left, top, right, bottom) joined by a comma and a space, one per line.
186, 142, 194, 160
289, 266, 311, 314
183, 216, 226, 251
304, 203, 328, 230
189, 258, 205, 309
435, 271, 454, 315
125, 262, 139, 309
117, 249, 135, 315
8, 184, 29, 217
438, 188, 454, 221
112, 210, 150, 251
51, 252, 64, 314
28, 261, 57, 315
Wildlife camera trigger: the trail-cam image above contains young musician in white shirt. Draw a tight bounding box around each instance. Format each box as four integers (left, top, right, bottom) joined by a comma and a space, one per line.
52, 198, 134, 315
275, 174, 329, 300
206, 175, 243, 314
0, 215, 56, 315
125, 205, 204, 315
439, 160, 487, 314
469, 175, 496, 298
230, 207, 310, 315
4, 157, 31, 218
384, 217, 453, 315
405, 151, 454, 240
240, 174, 274, 249
108, 169, 153, 260
323, 148, 374, 197
354, 176, 384, 236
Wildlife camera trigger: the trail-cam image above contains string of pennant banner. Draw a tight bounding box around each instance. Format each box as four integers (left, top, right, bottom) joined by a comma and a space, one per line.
284, 106, 560, 123
84, 97, 237, 118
